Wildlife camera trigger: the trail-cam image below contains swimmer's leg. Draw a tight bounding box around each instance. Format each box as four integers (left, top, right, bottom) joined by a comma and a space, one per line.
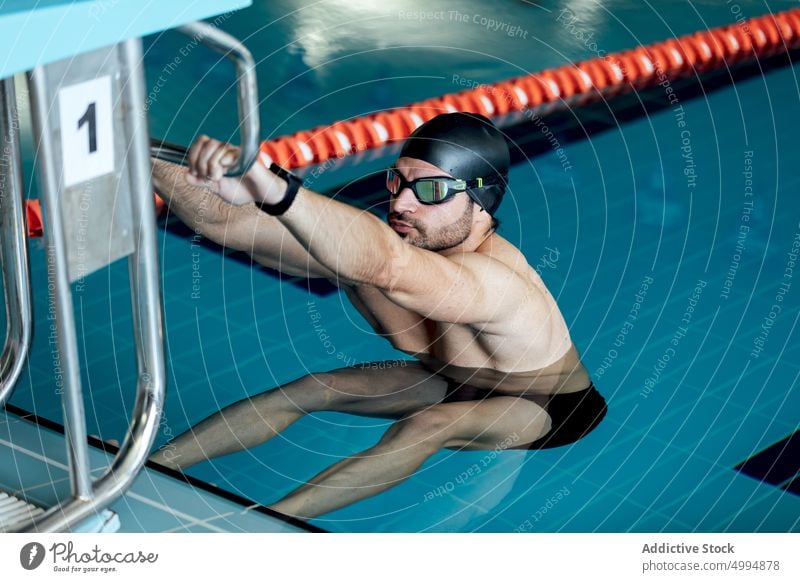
150, 362, 447, 470
269, 396, 551, 519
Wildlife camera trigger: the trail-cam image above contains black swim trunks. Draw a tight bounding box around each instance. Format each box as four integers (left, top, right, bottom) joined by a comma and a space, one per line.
441, 378, 608, 450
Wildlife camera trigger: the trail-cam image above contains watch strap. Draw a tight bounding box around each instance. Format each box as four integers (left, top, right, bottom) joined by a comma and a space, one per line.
256, 163, 302, 216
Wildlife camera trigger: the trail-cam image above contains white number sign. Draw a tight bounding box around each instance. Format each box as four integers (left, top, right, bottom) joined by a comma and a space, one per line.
58, 76, 114, 187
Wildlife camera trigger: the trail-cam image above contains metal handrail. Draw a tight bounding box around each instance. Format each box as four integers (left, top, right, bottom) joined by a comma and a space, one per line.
18, 38, 166, 532
10, 18, 258, 533
0, 78, 32, 408
150, 20, 260, 177
26, 61, 93, 500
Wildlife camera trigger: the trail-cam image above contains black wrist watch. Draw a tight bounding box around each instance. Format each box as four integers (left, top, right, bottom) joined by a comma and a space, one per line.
256, 163, 303, 216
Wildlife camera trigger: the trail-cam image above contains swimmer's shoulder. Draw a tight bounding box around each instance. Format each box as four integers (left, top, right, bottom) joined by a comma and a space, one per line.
475, 233, 536, 276
476, 234, 555, 303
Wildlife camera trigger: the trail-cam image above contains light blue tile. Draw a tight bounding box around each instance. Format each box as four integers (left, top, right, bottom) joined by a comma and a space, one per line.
707, 357, 800, 407
511, 476, 625, 532
609, 451, 725, 512
202, 507, 305, 533
715, 487, 800, 532
660, 470, 785, 532
633, 510, 701, 533
111, 495, 198, 533
163, 522, 220, 532
646, 392, 758, 455
564, 432, 696, 502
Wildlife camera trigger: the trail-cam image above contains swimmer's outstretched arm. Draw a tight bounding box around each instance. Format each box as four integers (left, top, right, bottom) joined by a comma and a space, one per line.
273, 184, 531, 326
152, 156, 336, 279
183, 135, 535, 325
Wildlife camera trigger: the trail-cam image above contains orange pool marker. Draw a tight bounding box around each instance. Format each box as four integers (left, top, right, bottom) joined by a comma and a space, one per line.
24, 199, 43, 238
251, 7, 800, 173
22, 7, 800, 239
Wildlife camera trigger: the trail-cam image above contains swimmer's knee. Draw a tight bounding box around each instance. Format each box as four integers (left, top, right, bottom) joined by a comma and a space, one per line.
384, 408, 455, 448
277, 371, 358, 410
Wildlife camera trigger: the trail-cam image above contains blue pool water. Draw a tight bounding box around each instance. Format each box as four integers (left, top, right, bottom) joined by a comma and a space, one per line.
4, 0, 800, 531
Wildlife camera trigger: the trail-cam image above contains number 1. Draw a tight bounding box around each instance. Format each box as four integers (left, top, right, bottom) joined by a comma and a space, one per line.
78, 102, 97, 153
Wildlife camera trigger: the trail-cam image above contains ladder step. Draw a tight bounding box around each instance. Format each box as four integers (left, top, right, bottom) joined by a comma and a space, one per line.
0, 491, 45, 532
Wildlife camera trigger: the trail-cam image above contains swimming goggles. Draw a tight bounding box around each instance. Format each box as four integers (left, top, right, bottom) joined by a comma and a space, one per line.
386, 167, 485, 204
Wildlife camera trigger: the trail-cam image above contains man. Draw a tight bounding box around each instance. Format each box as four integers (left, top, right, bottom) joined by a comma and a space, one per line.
150, 112, 607, 519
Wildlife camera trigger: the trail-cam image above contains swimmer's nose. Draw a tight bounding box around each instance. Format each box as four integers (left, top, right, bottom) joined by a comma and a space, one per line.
391, 186, 419, 214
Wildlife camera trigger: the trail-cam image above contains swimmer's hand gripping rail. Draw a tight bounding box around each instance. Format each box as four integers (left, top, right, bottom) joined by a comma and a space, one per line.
150, 20, 260, 177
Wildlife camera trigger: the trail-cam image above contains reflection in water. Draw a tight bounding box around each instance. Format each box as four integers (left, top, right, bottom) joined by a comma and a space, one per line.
288, 0, 394, 71
154, 359, 558, 525
394, 448, 529, 532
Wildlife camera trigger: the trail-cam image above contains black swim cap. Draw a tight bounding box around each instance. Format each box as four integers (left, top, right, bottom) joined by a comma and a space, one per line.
398, 112, 510, 215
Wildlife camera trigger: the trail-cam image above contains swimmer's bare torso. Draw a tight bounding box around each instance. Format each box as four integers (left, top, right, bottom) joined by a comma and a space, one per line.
339, 230, 591, 398
152, 137, 591, 401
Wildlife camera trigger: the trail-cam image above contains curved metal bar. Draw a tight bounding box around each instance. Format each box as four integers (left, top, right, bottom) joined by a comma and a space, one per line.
25, 64, 94, 501
15, 20, 255, 535
19, 38, 166, 533
150, 138, 189, 166
0, 78, 32, 408
150, 20, 260, 177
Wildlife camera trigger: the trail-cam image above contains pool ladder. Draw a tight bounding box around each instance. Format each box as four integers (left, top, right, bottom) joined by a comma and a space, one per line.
0, 21, 259, 532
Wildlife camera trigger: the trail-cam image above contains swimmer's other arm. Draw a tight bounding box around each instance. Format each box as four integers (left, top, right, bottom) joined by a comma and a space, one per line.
244, 172, 543, 333
178, 135, 535, 326
265, 178, 533, 327
151, 156, 336, 280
